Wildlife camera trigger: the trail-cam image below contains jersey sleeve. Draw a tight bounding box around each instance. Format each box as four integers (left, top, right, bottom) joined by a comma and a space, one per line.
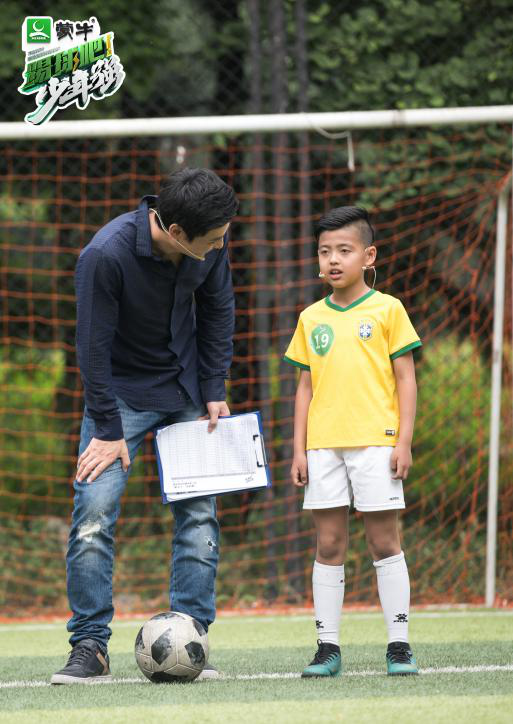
283, 316, 310, 370
388, 299, 422, 360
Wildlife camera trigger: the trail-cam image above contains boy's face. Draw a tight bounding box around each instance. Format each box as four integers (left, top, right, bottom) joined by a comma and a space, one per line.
318, 225, 376, 288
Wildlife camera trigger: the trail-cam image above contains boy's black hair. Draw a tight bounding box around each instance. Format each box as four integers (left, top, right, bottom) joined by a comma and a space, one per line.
156, 168, 239, 239
314, 206, 375, 247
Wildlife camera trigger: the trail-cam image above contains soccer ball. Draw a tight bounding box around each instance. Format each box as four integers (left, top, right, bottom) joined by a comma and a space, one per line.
134, 611, 209, 682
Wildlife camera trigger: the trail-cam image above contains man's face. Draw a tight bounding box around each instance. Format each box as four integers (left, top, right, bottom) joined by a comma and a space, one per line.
169, 221, 229, 261
189, 223, 229, 258
151, 208, 230, 261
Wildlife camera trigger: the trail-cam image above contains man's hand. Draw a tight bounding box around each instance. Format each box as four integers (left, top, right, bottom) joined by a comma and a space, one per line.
199, 400, 231, 433
77, 438, 130, 483
291, 452, 309, 487
390, 443, 412, 480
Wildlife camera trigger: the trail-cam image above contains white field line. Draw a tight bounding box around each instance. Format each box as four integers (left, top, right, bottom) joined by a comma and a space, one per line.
2, 610, 513, 633
1, 664, 513, 689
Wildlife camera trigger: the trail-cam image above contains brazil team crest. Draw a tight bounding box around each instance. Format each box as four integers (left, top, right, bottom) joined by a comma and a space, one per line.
358, 319, 374, 341
310, 324, 334, 356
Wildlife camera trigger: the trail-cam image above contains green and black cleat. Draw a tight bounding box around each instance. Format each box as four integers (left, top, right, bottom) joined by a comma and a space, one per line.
386, 641, 418, 676
301, 640, 342, 678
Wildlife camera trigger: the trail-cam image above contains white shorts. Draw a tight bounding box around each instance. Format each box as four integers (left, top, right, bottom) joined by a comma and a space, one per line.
304, 446, 405, 512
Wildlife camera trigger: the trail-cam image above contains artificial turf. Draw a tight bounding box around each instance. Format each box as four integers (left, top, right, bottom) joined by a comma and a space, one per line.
1, 610, 512, 723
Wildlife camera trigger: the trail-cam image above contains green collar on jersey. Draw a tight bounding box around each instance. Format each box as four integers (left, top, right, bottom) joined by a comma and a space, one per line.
325, 288, 376, 312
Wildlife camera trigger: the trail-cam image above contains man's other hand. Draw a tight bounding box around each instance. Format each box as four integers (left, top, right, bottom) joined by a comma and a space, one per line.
76, 438, 130, 483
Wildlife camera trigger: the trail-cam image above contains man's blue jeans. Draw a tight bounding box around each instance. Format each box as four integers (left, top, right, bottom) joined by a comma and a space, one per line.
66, 397, 219, 649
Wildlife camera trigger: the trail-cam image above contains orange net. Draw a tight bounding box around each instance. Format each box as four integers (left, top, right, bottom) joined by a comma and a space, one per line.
1, 126, 512, 615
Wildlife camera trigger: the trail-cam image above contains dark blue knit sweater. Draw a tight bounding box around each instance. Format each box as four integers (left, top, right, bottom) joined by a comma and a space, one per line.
74, 195, 234, 440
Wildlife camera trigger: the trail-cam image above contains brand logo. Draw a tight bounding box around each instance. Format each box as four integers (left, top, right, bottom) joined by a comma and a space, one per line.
385, 429, 396, 436
19, 16, 125, 125
358, 318, 374, 341
25, 17, 52, 45
310, 324, 334, 356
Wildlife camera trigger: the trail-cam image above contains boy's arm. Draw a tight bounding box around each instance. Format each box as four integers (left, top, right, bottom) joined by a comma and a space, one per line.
391, 351, 417, 480
291, 370, 313, 486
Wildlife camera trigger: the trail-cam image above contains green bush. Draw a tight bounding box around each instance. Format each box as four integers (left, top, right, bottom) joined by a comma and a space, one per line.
411, 335, 492, 505
0, 346, 69, 514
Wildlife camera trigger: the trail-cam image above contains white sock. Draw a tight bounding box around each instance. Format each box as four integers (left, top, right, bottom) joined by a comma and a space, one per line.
312, 560, 345, 646
373, 551, 410, 644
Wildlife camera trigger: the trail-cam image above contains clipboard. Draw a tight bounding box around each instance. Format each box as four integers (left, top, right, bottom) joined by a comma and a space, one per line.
154, 411, 272, 503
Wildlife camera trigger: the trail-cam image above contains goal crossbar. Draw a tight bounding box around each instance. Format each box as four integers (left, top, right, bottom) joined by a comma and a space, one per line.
1, 104, 513, 140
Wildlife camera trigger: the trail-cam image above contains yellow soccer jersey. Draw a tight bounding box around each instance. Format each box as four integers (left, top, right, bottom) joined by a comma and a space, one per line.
284, 289, 421, 449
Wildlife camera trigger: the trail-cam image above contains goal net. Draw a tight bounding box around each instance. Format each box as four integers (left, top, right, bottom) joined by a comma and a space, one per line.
0, 121, 511, 614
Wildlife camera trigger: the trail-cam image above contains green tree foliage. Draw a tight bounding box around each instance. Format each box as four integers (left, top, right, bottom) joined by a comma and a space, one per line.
2, 0, 513, 120
306, 0, 513, 111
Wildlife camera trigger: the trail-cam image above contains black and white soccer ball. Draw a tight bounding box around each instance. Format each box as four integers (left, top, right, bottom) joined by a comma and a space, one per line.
134, 611, 209, 682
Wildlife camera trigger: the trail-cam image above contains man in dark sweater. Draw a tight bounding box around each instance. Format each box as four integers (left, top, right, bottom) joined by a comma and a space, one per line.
51, 168, 239, 684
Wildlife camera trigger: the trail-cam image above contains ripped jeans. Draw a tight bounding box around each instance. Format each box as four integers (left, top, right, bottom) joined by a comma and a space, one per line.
66, 396, 219, 649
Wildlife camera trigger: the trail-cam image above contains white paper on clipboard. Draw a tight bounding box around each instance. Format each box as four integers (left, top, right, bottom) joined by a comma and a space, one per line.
154, 412, 270, 502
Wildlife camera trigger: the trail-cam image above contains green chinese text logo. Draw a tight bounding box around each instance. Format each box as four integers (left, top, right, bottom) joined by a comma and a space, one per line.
26, 18, 52, 44
310, 324, 334, 356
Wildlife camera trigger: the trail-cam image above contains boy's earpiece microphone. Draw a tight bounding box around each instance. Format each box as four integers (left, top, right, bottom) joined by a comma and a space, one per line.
362, 265, 377, 288
318, 272, 325, 278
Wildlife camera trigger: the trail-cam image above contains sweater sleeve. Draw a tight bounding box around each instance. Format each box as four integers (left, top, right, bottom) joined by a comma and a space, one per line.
194, 237, 235, 403
75, 247, 124, 440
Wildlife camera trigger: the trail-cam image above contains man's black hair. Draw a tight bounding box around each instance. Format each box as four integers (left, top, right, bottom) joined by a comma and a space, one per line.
314, 206, 375, 247
156, 167, 239, 239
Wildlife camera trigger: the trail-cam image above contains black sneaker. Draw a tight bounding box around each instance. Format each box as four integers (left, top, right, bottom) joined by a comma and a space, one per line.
301, 640, 342, 678
51, 639, 112, 684
386, 641, 418, 676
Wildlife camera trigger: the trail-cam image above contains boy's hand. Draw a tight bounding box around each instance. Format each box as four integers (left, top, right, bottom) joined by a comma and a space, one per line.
390, 443, 412, 480
291, 452, 309, 487
77, 438, 130, 483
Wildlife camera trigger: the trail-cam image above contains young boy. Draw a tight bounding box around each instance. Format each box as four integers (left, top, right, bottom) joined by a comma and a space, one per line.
284, 206, 421, 678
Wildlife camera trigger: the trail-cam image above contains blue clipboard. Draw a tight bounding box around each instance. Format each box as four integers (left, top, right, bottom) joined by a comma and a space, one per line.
154, 410, 272, 504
